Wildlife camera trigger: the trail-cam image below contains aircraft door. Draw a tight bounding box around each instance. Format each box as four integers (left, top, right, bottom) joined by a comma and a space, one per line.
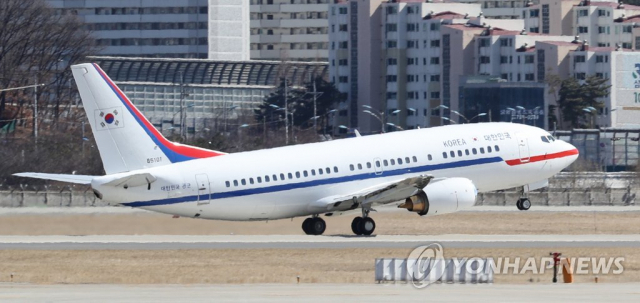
373, 157, 383, 175
195, 174, 211, 205
516, 134, 531, 163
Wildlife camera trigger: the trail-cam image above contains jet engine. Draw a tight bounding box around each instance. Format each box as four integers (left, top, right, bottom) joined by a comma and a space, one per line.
398, 178, 477, 216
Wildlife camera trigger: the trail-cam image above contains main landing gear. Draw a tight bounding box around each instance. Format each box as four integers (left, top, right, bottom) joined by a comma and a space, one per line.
302, 216, 326, 235
351, 207, 376, 236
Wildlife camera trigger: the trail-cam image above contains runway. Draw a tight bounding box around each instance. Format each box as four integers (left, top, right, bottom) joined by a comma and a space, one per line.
1, 234, 639, 250
1, 283, 639, 302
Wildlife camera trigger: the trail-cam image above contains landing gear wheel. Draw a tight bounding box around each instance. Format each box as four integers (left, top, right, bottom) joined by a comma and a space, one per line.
302, 218, 314, 235
516, 199, 523, 210
520, 198, 531, 211
351, 217, 363, 235
309, 217, 326, 235
358, 217, 376, 236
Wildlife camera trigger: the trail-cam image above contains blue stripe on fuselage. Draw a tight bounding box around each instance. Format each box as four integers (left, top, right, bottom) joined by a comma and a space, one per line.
121, 156, 503, 207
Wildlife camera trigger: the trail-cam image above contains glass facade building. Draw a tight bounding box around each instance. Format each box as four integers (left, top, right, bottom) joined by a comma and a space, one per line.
459, 77, 547, 129
92, 56, 328, 135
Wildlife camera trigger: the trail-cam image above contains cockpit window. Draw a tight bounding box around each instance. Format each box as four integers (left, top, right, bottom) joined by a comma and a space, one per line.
541, 136, 549, 143
547, 136, 555, 142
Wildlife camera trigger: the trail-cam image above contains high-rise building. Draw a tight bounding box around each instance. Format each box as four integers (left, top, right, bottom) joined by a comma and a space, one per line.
250, 0, 330, 61
329, 0, 528, 134
46, 0, 250, 60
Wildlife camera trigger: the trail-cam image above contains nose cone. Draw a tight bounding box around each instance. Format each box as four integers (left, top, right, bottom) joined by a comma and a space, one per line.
562, 141, 579, 166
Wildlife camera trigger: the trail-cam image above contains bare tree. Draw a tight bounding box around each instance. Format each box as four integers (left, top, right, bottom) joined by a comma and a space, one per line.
0, 0, 98, 121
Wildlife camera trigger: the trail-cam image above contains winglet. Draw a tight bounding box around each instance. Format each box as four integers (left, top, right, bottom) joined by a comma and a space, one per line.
354, 129, 362, 137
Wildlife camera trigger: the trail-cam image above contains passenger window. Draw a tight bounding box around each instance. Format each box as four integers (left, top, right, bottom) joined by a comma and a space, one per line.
350, 164, 355, 171
487, 146, 492, 153
443, 152, 448, 159
472, 148, 477, 155
398, 158, 403, 165
450, 151, 455, 158
390, 159, 395, 165
257, 177, 262, 183
405, 157, 410, 163
358, 163, 363, 170
465, 149, 470, 156
311, 169, 316, 176
273, 174, 278, 181
241, 179, 246, 185
288, 173, 293, 179
480, 147, 485, 154
376, 161, 381, 167
266, 175, 270, 182
457, 150, 462, 157
495, 145, 500, 152
326, 168, 330, 174
249, 178, 254, 184
412, 156, 417, 162
280, 173, 285, 180
541, 136, 549, 143
383, 160, 389, 166
304, 171, 308, 177
318, 169, 324, 175
233, 180, 238, 186
428, 154, 432, 161
367, 162, 372, 168
334, 166, 338, 173
295, 172, 300, 178
225, 181, 230, 188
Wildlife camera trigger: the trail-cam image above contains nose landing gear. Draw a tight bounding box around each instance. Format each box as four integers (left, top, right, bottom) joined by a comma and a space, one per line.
516, 198, 531, 211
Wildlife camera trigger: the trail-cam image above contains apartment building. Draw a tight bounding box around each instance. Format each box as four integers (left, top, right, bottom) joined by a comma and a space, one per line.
458, 0, 533, 19
330, 0, 490, 133
522, 0, 581, 35
250, 0, 330, 61
46, 0, 250, 60
474, 30, 575, 82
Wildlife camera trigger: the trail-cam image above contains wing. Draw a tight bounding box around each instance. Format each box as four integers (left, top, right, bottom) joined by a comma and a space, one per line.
308, 174, 433, 213
13, 173, 96, 185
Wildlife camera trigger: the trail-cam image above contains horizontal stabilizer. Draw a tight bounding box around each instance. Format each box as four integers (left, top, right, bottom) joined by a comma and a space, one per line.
13, 173, 95, 185
102, 173, 157, 188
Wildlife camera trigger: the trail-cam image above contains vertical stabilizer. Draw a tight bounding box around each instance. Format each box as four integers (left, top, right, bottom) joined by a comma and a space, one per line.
71, 63, 225, 174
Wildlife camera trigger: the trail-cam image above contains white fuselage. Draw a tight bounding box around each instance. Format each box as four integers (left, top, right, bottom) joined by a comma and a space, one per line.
92, 123, 578, 221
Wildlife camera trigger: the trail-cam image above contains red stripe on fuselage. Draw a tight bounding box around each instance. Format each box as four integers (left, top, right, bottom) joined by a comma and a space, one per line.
92, 63, 224, 159
505, 149, 579, 166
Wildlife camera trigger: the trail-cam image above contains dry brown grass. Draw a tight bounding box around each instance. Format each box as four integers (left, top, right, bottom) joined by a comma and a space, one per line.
0, 211, 638, 236
0, 248, 637, 285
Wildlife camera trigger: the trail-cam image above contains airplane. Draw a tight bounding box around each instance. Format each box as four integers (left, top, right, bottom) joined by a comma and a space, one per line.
14, 63, 579, 236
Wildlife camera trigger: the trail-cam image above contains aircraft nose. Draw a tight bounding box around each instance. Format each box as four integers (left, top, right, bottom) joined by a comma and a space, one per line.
563, 141, 579, 166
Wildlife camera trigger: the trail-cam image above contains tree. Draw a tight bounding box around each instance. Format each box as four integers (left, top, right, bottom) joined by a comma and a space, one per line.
557, 76, 611, 129
254, 77, 344, 135
0, 0, 99, 185
545, 73, 563, 128
0, 0, 98, 121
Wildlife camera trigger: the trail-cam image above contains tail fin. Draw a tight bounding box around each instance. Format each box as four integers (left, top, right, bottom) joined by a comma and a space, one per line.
71, 63, 225, 175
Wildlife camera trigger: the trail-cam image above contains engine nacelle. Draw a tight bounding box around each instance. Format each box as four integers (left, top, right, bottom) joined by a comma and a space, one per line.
398, 178, 477, 216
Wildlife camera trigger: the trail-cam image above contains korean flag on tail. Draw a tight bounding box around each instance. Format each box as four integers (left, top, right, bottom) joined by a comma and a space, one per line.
94, 107, 124, 131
